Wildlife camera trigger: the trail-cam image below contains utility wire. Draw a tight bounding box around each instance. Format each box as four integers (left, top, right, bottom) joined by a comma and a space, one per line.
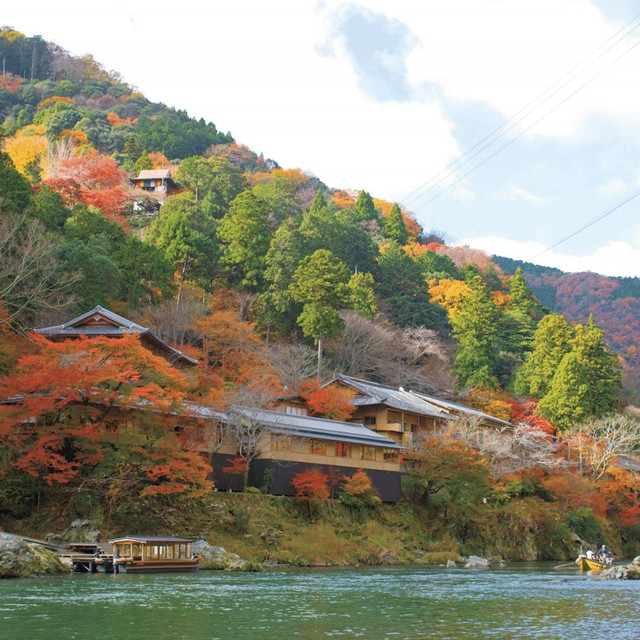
401, 14, 640, 209
409, 36, 640, 213
528, 190, 640, 261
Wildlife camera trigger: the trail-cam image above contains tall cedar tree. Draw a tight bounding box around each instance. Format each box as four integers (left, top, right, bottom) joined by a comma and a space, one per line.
451, 275, 500, 389
289, 249, 350, 379
382, 203, 408, 245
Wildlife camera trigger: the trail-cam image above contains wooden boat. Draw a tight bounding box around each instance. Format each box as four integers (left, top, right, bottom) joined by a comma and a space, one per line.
99, 536, 199, 574
575, 555, 609, 571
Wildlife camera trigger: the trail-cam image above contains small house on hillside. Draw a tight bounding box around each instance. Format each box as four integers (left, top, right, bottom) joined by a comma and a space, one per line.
129, 169, 177, 213
35, 305, 197, 367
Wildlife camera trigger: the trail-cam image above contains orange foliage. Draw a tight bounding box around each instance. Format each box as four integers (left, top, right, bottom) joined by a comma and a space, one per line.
58, 129, 89, 146
191, 310, 268, 384
599, 467, 640, 526
139, 447, 212, 497
0, 72, 21, 93
148, 152, 169, 169
44, 153, 128, 220
341, 468, 373, 496
0, 333, 191, 487
106, 112, 137, 127
541, 472, 604, 515
300, 382, 355, 421
467, 388, 512, 421
37, 96, 74, 110
271, 168, 311, 187
509, 399, 554, 435
221, 456, 248, 477
333, 190, 356, 209
492, 290, 510, 308
291, 467, 330, 501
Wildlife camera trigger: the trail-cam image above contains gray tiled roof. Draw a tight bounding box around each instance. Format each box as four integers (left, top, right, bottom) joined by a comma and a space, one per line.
410, 391, 514, 428
331, 375, 452, 420
185, 403, 402, 449
35, 306, 198, 366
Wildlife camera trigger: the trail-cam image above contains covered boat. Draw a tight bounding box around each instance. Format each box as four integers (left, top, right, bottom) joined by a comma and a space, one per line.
105, 536, 199, 573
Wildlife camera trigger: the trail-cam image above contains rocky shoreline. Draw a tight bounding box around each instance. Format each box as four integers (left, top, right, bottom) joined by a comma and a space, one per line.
600, 556, 640, 580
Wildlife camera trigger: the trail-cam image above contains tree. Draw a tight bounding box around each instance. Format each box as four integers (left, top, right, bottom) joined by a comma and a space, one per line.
515, 314, 574, 398
537, 316, 622, 431
0, 150, 32, 214
568, 415, 640, 481
451, 276, 500, 389
382, 203, 408, 245
149, 192, 218, 291
0, 333, 212, 497
301, 382, 355, 421
218, 191, 272, 290
353, 190, 379, 222
291, 467, 330, 518
347, 272, 377, 319
289, 249, 350, 379
0, 213, 77, 327
339, 469, 380, 515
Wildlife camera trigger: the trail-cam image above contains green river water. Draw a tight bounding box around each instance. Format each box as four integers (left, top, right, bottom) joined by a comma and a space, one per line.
0, 564, 638, 639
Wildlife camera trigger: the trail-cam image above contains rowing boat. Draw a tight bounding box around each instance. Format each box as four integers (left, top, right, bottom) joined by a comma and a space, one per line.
575, 555, 608, 571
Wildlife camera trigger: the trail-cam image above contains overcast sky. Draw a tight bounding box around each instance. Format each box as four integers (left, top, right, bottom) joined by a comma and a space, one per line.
4, 0, 640, 277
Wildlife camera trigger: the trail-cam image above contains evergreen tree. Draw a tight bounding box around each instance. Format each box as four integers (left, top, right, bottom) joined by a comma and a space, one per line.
0, 151, 32, 215
382, 203, 408, 245
514, 314, 573, 397
289, 249, 350, 378
218, 191, 272, 290
451, 275, 500, 389
537, 316, 622, 431
353, 190, 379, 222
348, 272, 377, 319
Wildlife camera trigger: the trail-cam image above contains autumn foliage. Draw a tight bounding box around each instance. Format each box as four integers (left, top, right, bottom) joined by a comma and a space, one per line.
300, 382, 355, 421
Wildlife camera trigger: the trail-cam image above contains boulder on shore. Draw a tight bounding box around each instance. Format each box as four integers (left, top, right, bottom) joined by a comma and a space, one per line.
0, 533, 68, 579
192, 540, 263, 572
464, 555, 490, 569
601, 556, 640, 580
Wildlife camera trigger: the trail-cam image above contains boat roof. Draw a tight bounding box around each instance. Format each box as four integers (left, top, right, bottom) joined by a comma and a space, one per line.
109, 536, 193, 544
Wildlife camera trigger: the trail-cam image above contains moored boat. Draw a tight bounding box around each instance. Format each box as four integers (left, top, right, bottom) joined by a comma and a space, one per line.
575, 555, 609, 571
107, 536, 199, 573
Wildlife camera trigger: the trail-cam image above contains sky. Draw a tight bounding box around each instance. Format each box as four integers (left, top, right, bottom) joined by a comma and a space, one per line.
4, 0, 640, 277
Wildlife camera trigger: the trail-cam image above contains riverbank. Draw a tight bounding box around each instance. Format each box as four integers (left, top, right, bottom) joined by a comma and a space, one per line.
4, 489, 638, 569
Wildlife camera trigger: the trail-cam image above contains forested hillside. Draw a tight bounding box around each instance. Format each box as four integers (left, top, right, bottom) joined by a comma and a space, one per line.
1, 28, 638, 557
494, 256, 640, 398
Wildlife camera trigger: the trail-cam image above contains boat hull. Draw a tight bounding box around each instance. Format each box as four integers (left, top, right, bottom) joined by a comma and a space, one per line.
115, 559, 200, 574
576, 556, 608, 571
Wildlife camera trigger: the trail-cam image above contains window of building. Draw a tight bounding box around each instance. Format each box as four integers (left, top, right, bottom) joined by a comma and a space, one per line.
387, 410, 402, 423
383, 449, 399, 463
363, 415, 376, 426
360, 446, 376, 461
272, 435, 292, 451
309, 439, 327, 456
335, 442, 352, 458
285, 405, 308, 416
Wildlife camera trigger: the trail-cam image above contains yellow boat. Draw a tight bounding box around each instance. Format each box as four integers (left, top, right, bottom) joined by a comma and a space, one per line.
575, 555, 608, 571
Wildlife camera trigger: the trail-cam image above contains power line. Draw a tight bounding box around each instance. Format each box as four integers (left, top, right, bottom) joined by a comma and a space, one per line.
528, 190, 640, 261
408, 35, 640, 214
401, 14, 640, 210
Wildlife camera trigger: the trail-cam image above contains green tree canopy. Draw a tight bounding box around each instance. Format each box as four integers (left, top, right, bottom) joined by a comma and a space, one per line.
382, 203, 408, 245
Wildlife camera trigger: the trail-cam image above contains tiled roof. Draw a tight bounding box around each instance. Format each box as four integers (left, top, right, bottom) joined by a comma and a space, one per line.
35, 306, 198, 366
410, 391, 514, 428
185, 403, 402, 449
134, 169, 172, 180
330, 375, 453, 420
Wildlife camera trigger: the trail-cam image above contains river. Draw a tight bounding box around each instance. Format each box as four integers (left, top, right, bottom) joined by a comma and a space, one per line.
0, 564, 637, 639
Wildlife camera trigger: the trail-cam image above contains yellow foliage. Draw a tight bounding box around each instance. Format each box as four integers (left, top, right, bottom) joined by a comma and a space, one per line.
3, 126, 49, 180
37, 96, 74, 111
271, 168, 310, 187
428, 278, 471, 321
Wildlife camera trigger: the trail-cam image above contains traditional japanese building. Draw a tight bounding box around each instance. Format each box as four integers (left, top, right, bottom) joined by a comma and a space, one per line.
129, 168, 177, 213
186, 404, 403, 502
34, 305, 197, 367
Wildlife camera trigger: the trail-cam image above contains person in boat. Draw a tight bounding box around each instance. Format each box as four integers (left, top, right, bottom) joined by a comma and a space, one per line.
585, 549, 594, 560
598, 545, 612, 563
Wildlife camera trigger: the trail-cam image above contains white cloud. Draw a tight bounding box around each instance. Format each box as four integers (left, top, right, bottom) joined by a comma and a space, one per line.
597, 179, 628, 196
458, 233, 640, 277
500, 186, 548, 205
